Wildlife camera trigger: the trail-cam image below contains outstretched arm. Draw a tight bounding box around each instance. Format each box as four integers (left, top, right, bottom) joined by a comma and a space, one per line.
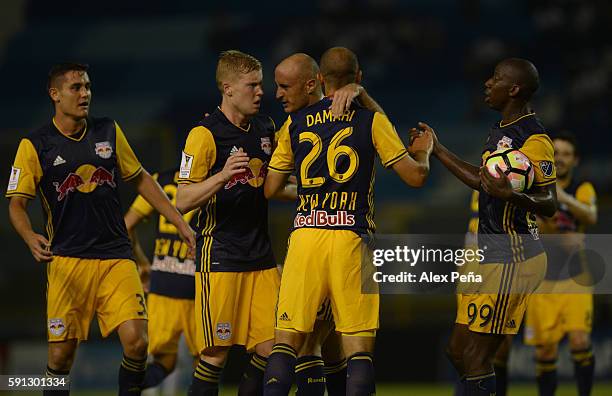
264, 172, 297, 201
428, 123, 480, 190
124, 208, 152, 292
131, 170, 195, 252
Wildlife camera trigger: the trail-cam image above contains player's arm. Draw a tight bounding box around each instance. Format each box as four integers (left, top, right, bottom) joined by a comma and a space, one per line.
480, 134, 558, 217
115, 122, 195, 251
481, 169, 557, 217
265, 117, 296, 200
557, 182, 597, 225
6, 138, 51, 262
330, 84, 385, 117
8, 197, 53, 262
177, 150, 249, 211
124, 199, 152, 292
428, 123, 481, 190
374, 115, 431, 187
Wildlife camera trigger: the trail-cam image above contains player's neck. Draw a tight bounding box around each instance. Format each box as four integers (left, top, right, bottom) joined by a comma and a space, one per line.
53, 113, 87, 136
500, 103, 532, 124
308, 93, 324, 106
220, 101, 251, 130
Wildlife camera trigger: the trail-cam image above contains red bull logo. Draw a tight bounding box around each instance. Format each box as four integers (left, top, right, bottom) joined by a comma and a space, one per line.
224, 158, 268, 190
216, 322, 231, 340
48, 318, 66, 336
53, 164, 116, 201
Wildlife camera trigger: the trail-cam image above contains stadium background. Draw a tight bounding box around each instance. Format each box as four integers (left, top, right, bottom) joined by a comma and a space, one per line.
0, 0, 610, 394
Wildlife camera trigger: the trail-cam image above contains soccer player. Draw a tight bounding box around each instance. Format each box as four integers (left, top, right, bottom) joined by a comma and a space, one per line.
274, 52, 385, 395
524, 131, 597, 396
263, 46, 433, 395
176, 50, 294, 396
124, 168, 201, 390
6, 63, 195, 396
433, 58, 558, 396
458, 190, 513, 396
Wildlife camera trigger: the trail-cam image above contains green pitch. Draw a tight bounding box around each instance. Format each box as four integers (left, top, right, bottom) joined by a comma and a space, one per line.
9, 382, 612, 395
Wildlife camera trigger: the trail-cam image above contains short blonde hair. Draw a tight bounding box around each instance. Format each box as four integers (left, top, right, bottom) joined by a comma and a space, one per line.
215, 50, 262, 93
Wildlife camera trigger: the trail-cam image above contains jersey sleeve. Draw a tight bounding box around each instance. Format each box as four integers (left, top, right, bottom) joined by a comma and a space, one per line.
575, 181, 596, 207
129, 173, 159, 218
177, 126, 216, 184
115, 122, 144, 181
6, 138, 43, 199
520, 134, 556, 187
371, 112, 408, 168
268, 116, 295, 174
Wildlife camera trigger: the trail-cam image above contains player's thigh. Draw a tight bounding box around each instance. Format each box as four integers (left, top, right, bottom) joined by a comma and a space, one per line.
246, 267, 280, 352
195, 271, 256, 352
179, 298, 200, 357
562, 293, 593, 335
47, 256, 99, 342
328, 231, 378, 334
276, 229, 328, 333
96, 259, 147, 337
341, 333, 375, 357
147, 293, 184, 356
524, 291, 563, 346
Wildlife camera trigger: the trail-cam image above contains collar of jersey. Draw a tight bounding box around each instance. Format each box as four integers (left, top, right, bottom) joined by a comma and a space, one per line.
215, 106, 251, 132
499, 112, 535, 128
52, 117, 88, 142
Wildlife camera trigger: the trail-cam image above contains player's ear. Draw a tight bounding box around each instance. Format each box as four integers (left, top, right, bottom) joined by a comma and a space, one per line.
48, 87, 59, 103
223, 82, 232, 97
356, 70, 363, 84
508, 84, 520, 98
317, 72, 324, 85
305, 78, 316, 94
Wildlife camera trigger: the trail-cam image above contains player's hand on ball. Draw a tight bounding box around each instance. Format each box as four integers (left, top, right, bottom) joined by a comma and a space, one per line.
220, 149, 249, 182
330, 83, 363, 118
25, 232, 53, 262
480, 164, 513, 200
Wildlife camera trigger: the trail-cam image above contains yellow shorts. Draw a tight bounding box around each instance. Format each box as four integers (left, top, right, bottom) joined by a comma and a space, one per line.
195, 268, 280, 352
147, 293, 199, 356
276, 228, 379, 334
456, 253, 546, 335
524, 280, 593, 345
47, 256, 146, 342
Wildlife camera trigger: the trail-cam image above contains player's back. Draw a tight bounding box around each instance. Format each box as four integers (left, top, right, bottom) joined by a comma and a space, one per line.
278, 97, 406, 235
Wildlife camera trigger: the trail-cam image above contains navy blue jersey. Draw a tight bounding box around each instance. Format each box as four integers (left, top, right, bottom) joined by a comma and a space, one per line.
130, 169, 196, 298
269, 98, 408, 235
7, 117, 143, 259
178, 108, 276, 272
477, 113, 556, 263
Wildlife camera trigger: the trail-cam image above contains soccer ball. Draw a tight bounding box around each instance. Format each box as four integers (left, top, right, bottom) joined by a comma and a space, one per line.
484, 148, 535, 192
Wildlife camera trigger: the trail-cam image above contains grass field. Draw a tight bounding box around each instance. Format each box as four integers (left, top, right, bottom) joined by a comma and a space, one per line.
9, 383, 612, 395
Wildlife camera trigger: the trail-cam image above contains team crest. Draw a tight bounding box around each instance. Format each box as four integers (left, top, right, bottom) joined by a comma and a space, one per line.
48, 318, 66, 336
95, 141, 113, 159
496, 136, 513, 150
260, 137, 272, 155
216, 322, 231, 340
539, 160, 554, 177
